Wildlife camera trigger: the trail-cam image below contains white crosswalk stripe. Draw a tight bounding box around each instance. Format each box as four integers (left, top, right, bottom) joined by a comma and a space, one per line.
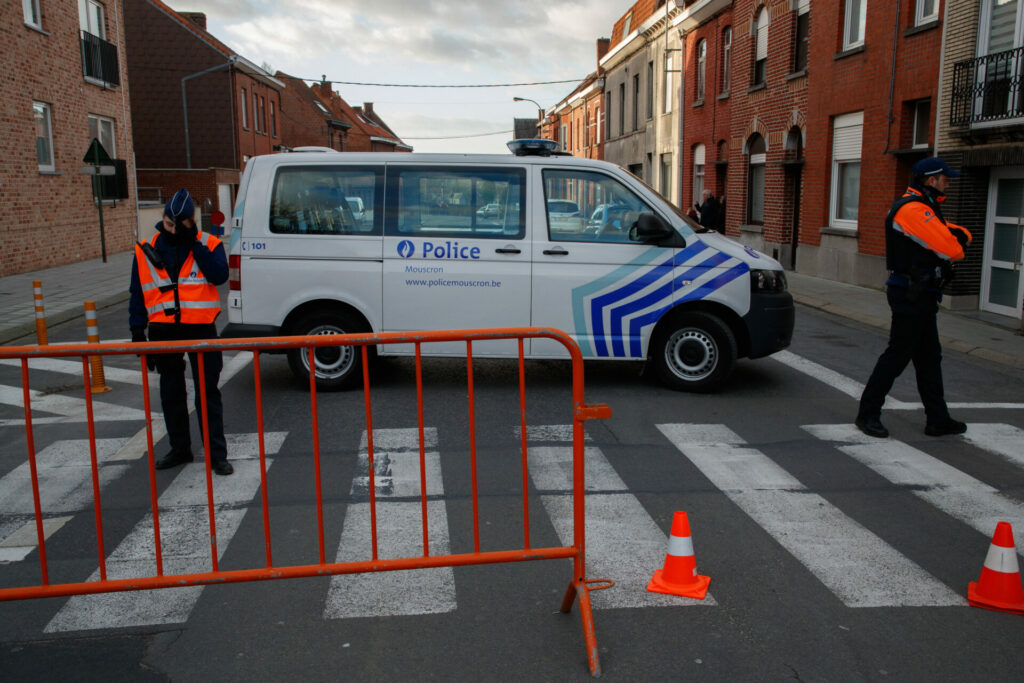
324, 428, 457, 619
42, 432, 287, 632
658, 423, 963, 607
961, 423, 1024, 468
804, 423, 1024, 558
527, 427, 715, 608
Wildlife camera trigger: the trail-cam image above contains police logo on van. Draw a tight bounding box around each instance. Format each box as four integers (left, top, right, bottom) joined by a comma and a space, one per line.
397, 240, 415, 258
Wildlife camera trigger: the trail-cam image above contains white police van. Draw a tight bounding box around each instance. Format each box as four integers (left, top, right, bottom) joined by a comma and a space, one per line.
223, 140, 793, 392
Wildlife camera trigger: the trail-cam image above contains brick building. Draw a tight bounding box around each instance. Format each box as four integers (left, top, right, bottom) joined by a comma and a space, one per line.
308, 81, 411, 153
123, 1, 284, 225
4, 0, 135, 275
275, 73, 352, 151
937, 0, 1024, 323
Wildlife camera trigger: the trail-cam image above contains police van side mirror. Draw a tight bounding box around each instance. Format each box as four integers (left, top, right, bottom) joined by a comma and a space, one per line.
630, 212, 674, 243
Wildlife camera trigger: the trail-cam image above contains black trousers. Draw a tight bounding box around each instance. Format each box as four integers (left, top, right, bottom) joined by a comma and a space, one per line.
148, 322, 227, 463
858, 288, 950, 424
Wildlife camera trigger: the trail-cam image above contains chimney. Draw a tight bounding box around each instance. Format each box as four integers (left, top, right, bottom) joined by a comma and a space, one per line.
179, 12, 207, 30
363, 102, 374, 118
596, 37, 611, 62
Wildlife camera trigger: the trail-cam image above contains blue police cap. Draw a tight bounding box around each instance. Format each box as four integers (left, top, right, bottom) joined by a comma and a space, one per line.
912, 157, 960, 178
165, 188, 195, 219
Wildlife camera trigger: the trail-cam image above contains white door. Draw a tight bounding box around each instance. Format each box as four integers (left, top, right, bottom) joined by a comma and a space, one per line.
981, 168, 1024, 319
382, 164, 531, 356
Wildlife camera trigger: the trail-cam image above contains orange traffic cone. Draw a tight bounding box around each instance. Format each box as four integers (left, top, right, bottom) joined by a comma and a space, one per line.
968, 521, 1024, 615
647, 511, 710, 599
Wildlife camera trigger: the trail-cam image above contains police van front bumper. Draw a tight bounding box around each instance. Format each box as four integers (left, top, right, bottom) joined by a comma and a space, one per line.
743, 291, 794, 359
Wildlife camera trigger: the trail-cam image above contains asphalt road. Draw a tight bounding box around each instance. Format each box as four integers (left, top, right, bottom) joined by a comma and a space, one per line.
0, 301, 1023, 681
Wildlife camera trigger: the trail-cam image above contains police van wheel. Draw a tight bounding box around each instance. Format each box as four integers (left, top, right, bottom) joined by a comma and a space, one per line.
287, 311, 365, 391
652, 311, 736, 392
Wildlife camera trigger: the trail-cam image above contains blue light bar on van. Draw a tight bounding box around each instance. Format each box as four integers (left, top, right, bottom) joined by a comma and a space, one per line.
507, 139, 560, 156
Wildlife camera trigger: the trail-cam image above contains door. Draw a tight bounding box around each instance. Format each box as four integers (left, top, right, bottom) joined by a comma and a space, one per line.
531, 167, 679, 359
382, 164, 531, 356
981, 168, 1024, 319
976, 0, 1024, 122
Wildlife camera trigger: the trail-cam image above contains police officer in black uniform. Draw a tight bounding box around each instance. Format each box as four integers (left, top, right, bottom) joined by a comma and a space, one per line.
856, 158, 973, 439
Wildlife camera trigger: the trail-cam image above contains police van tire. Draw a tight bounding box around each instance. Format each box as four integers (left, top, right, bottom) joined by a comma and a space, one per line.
286, 311, 365, 391
652, 311, 736, 392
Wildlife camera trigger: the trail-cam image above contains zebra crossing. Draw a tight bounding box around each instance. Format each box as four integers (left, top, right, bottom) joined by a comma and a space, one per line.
0, 420, 1021, 632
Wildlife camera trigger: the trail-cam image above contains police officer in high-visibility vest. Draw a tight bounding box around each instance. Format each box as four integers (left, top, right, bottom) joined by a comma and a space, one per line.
856, 158, 973, 439
130, 188, 233, 475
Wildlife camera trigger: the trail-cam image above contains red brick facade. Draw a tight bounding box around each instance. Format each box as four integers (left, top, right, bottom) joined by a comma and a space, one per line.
3, 0, 137, 275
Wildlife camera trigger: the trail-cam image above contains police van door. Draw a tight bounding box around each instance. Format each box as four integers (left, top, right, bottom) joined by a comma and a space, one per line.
532, 168, 679, 359
383, 165, 531, 355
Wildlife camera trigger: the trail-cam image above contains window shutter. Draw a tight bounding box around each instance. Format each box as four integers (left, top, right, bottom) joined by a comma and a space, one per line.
693, 143, 706, 166
832, 112, 864, 161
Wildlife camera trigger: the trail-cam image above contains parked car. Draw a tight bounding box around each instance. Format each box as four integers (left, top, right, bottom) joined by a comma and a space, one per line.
586, 203, 631, 234
476, 203, 501, 218
547, 199, 585, 234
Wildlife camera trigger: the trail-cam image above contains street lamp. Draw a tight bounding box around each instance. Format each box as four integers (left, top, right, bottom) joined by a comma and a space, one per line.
512, 96, 542, 112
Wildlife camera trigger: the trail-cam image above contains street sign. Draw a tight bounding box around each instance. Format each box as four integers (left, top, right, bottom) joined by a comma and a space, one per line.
80, 165, 116, 176
82, 138, 114, 166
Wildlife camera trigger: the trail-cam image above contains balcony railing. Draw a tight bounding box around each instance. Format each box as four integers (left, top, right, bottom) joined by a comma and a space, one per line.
80, 31, 120, 87
951, 46, 1023, 127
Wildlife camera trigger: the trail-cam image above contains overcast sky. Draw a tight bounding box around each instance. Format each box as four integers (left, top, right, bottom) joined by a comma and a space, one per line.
173, 0, 629, 154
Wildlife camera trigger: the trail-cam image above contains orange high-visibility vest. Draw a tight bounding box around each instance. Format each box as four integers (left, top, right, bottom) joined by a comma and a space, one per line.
135, 231, 222, 324
890, 187, 973, 262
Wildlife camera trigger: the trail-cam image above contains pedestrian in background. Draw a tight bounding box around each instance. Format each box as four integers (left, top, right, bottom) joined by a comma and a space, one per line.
129, 188, 233, 475
855, 158, 972, 439
694, 189, 720, 232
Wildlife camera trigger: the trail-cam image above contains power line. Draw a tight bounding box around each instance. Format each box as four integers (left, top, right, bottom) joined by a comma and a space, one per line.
403, 130, 513, 140
302, 77, 583, 89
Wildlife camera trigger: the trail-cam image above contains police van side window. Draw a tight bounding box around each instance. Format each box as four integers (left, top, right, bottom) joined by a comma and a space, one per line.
270, 166, 383, 235
543, 169, 656, 244
385, 166, 525, 239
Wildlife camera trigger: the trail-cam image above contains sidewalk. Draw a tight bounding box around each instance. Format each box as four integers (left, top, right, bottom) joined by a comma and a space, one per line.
0, 251, 1021, 368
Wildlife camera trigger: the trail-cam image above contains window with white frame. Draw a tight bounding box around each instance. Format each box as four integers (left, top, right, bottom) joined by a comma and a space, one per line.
560, 123, 567, 151
23, 0, 42, 28
843, 0, 867, 50
915, 0, 938, 26
253, 93, 260, 132
696, 39, 707, 101
693, 143, 706, 207
270, 101, 277, 137
831, 111, 863, 228
633, 74, 640, 131
664, 51, 674, 113
746, 135, 766, 224
623, 11, 632, 36
79, 0, 105, 38
661, 153, 673, 199
88, 114, 115, 157
793, 0, 810, 73
721, 26, 732, 94
619, 82, 625, 135
912, 99, 930, 148
34, 101, 55, 172
753, 7, 770, 87
647, 60, 654, 119
241, 88, 248, 128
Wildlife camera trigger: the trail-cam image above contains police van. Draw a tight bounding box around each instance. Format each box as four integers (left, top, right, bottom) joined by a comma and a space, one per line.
223, 140, 793, 392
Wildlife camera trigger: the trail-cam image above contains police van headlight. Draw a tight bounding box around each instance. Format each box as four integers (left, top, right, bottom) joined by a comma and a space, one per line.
750, 269, 787, 293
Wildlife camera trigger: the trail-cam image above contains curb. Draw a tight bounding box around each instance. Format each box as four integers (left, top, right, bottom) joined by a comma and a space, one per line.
0, 291, 131, 346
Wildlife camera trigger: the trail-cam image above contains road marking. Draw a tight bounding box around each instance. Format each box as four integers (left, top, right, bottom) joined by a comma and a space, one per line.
772, 350, 1024, 410
0, 516, 73, 563
527, 426, 715, 608
961, 423, 1024, 468
803, 424, 1024, 557
659, 423, 963, 607
44, 431, 285, 632
0, 385, 147, 424
0, 357, 144, 385
324, 428, 456, 619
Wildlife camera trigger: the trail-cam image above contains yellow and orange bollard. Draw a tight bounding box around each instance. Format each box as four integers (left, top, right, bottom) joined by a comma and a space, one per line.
84, 301, 111, 394
33, 281, 48, 345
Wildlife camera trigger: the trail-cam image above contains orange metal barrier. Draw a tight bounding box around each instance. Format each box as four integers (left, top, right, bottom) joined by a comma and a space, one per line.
0, 327, 611, 676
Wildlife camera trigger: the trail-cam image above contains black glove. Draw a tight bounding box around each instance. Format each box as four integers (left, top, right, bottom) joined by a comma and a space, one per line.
176, 220, 198, 244
131, 328, 157, 371
952, 228, 970, 250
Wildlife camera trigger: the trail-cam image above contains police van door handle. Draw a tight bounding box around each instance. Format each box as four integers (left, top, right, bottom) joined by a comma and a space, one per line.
495, 246, 521, 254
543, 247, 569, 256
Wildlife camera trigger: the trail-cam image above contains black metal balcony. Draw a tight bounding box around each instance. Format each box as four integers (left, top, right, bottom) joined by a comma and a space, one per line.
80, 31, 120, 87
950, 46, 1023, 127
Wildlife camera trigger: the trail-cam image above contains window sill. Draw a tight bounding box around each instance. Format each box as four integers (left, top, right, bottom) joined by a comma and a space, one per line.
692, 99, 705, 108
38, 170, 61, 175
24, 22, 50, 35
739, 224, 764, 234
746, 83, 766, 95
834, 45, 866, 61
717, 92, 730, 101
821, 224, 858, 237
904, 20, 939, 38
785, 69, 807, 82
84, 76, 118, 90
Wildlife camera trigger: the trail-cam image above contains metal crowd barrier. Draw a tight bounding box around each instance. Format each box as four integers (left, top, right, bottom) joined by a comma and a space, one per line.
0, 327, 611, 676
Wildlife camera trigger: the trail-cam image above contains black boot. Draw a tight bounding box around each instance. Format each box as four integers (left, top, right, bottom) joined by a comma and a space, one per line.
155, 448, 194, 470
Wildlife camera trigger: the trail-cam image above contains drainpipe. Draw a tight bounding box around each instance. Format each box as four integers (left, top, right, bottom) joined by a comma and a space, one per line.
883, 0, 903, 154
182, 56, 237, 168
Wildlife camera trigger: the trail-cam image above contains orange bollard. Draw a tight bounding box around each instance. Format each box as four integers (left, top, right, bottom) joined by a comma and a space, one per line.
84, 301, 111, 394
968, 521, 1024, 615
647, 511, 711, 599
33, 281, 48, 345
